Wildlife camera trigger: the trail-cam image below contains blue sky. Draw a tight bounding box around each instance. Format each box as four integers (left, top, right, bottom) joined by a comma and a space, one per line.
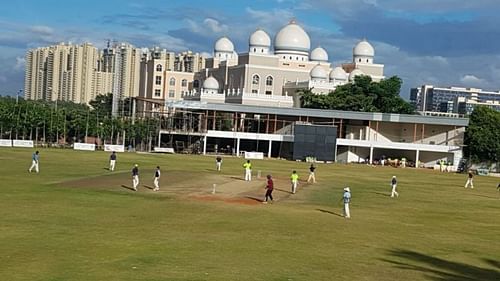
2, 0, 500, 98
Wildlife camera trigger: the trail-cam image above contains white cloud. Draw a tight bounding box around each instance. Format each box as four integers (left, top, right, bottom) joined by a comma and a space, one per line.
460, 74, 485, 85
186, 18, 228, 35
29, 25, 54, 35
203, 18, 228, 33
14, 57, 25, 71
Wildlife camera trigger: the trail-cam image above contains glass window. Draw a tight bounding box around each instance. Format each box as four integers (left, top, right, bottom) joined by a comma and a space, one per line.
154, 89, 161, 97
251, 89, 258, 93
266, 76, 273, 86
169, 90, 175, 98
193, 80, 199, 88
265, 90, 272, 95
169, 77, 176, 86
156, 64, 162, 72
181, 79, 187, 87
155, 76, 162, 85
252, 74, 260, 85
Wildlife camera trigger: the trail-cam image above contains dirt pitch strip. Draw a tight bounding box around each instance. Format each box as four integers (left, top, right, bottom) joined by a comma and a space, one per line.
60, 170, 306, 205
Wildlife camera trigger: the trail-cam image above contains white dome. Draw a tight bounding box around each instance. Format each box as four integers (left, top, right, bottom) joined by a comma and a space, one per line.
349, 69, 365, 81
353, 39, 374, 57
330, 67, 347, 81
310, 47, 328, 62
274, 20, 311, 53
203, 76, 219, 90
249, 29, 271, 47
310, 65, 328, 80
214, 37, 234, 53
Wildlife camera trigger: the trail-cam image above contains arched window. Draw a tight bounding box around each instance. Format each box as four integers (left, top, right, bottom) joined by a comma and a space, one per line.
266, 76, 273, 86
169, 77, 176, 86
181, 79, 187, 87
193, 80, 199, 88
358, 58, 362, 62
252, 74, 260, 85
261, 49, 263, 53
366, 59, 369, 63
156, 64, 162, 72
253, 48, 256, 52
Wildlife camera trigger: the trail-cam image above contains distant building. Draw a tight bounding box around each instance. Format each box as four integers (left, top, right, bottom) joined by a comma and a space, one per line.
410, 85, 500, 115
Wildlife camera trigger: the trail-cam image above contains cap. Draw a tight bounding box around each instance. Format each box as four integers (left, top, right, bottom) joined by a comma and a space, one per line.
344, 187, 350, 192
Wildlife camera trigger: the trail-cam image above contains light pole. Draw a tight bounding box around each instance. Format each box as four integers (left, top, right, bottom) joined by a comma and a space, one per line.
16, 89, 22, 104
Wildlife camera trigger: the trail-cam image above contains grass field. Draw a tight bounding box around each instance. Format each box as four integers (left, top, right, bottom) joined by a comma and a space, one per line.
0, 148, 499, 281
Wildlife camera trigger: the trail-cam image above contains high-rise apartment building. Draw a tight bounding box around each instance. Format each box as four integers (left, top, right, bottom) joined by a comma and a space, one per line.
24, 42, 112, 104
174, 51, 206, 73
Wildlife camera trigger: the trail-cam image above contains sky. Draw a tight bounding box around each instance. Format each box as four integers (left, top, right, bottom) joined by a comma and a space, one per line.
1, 0, 500, 99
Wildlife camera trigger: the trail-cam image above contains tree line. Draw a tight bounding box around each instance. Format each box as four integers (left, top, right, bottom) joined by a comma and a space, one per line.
0, 94, 159, 150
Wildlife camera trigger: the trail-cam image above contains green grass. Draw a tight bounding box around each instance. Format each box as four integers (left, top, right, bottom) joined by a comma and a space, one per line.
0, 148, 499, 281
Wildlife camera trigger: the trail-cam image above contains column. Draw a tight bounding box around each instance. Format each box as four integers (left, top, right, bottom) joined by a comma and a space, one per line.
415, 149, 420, 168
203, 136, 207, 155
268, 140, 272, 158
236, 138, 240, 157
369, 145, 374, 164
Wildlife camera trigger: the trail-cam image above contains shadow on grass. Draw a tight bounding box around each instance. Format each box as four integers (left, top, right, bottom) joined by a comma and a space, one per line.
245, 196, 264, 203
230, 176, 245, 181
142, 185, 155, 190
316, 209, 343, 217
274, 188, 293, 194
121, 185, 136, 191
383, 249, 500, 281
372, 191, 391, 197
465, 193, 500, 200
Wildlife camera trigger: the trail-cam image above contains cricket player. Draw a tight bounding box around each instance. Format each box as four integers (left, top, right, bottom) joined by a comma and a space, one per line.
307, 164, 316, 183
153, 166, 160, 191
263, 174, 274, 204
391, 176, 399, 197
290, 170, 299, 194
465, 171, 474, 189
132, 164, 139, 191
28, 151, 40, 173
109, 151, 117, 171
216, 156, 222, 171
343, 187, 351, 219
243, 160, 252, 181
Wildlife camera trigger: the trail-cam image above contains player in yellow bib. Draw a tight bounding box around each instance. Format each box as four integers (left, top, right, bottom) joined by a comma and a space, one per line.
290, 170, 299, 194
243, 160, 252, 181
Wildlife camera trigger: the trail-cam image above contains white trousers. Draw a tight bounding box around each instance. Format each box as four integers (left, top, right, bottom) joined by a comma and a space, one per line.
29, 160, 39, 173
465, 178, 474, 188
154, 177, 159, 190
245, 169, 252, 181
391, 184, 399, 197
291, 180, 298, 194
307, 172, 316, 183
216, 162, 221, 171
133, 175, 139, 189
109, 160, 116, 171
343, 203, 350, 218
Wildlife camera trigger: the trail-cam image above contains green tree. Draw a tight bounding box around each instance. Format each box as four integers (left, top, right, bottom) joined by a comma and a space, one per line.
300, 75, 414, 114
464, 106, 500, 163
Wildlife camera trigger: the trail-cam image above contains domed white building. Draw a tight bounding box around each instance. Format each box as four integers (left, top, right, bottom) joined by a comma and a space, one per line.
353, 39, 375, 64
203, 76, 219, 92
274, 20, 311, 61
214, 36, 236, 60
310, 47, 328, 62
249, 29, 271, 54
349, 69, 365, 82
330, 67, 348, 83
310, 65, 328, 81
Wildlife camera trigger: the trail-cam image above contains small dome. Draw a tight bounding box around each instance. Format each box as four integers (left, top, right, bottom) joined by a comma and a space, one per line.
203, 76, 219, 90
353, 39, 374, 57
274, 20, 311, 53
310, 65, 328, 80
214, 37, 234, 53
348, 69, 365, 81
330, 67, 347, 81
310, 47, 328, 62
249, 29, 271, 47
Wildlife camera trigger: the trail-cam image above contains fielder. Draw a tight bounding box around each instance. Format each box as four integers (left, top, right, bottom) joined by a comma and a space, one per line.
343, 187, 351, 219
290, 170, 299, 194
391, 176, 399, 198
307, 164, 316, 183
132, 164, 139, 191
153, 166, 161, 191
464, 171, 474, 189
243, 160, 252, 181
109, 151, 117, 171
28, 151, 40, 173
216, 156, 222, 171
